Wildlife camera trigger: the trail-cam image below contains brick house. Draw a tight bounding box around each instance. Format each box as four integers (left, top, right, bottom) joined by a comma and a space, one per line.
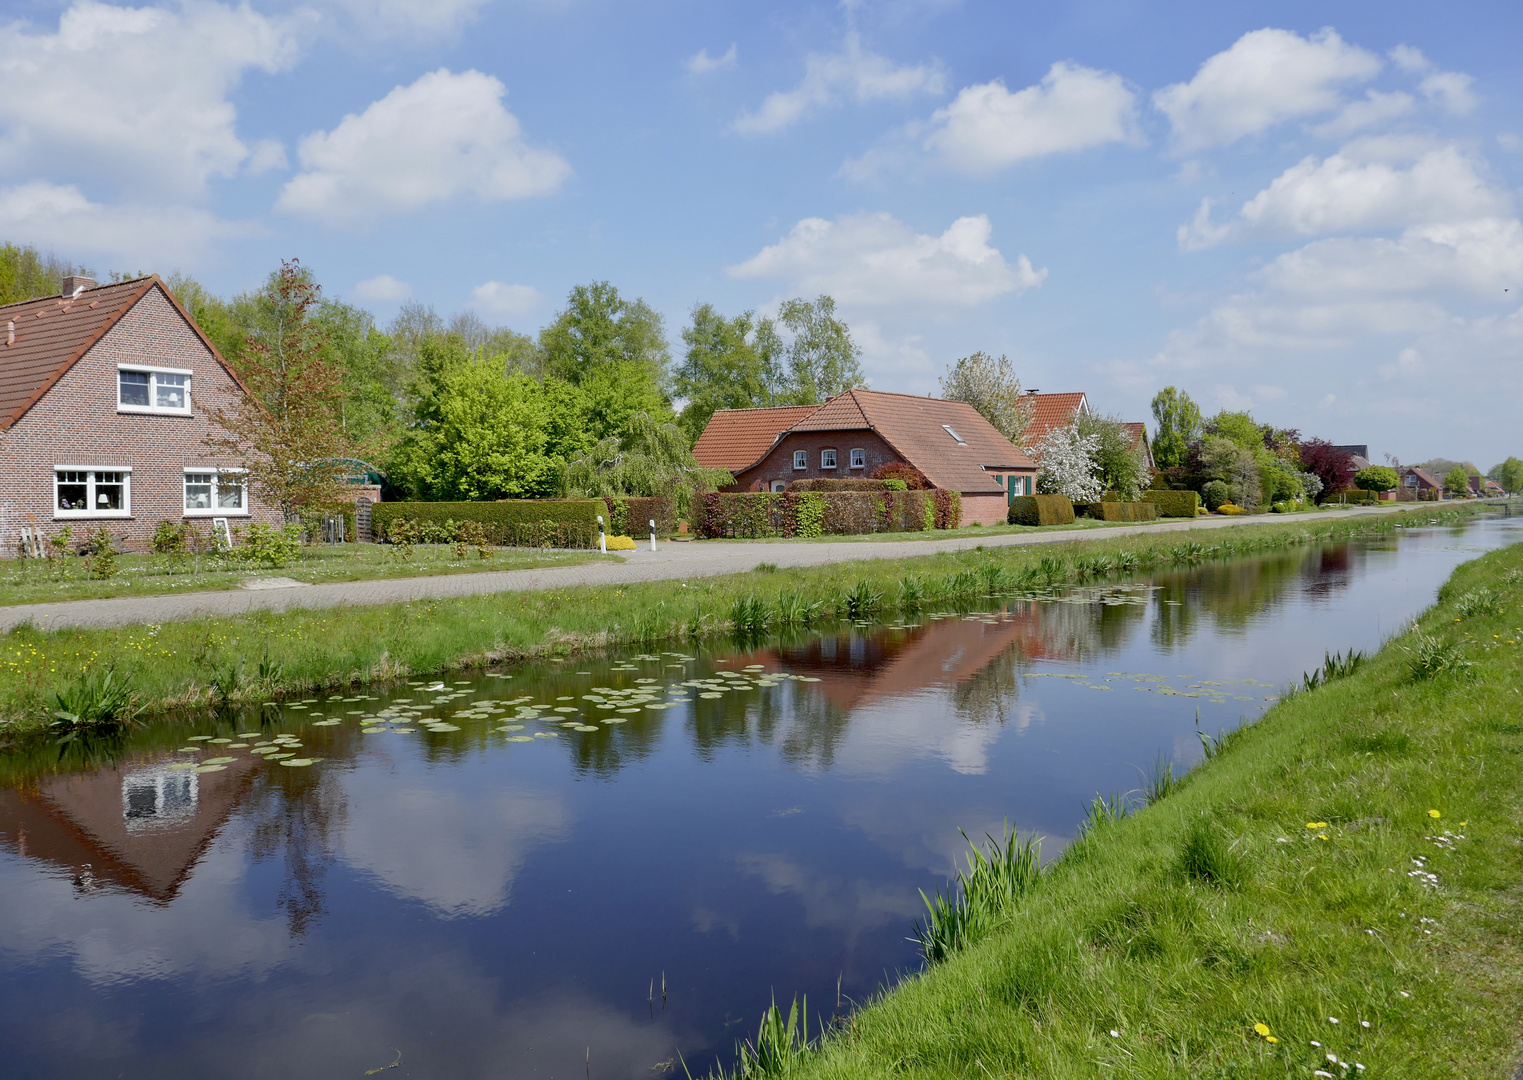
692, 389, 1038, 526
1395, 466, 1443, 499
0, 274, 278, 554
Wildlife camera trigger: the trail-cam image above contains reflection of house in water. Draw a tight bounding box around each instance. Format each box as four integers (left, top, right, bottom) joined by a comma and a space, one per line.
0, 753, 259, 902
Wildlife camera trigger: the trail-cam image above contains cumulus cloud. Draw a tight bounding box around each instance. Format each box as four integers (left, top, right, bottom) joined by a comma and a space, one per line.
277, 69, 570, 225
1153, 28, 1380, 152
303, 0, 490, 36
1179, 143, 1510, 249
1389, 45, 1479, 115
469, 281, 542, 318
728, 212, 1043, 307
1309, 89, 1414, 139
732, 31, 946, 134
923, 62, 1141, 174
687, 43, 737, 75
351, 274, 413, 304
0, 181, 256, 264
0, 0, 299, 196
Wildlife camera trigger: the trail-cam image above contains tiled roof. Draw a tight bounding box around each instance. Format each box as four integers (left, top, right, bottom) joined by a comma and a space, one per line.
847, 389, 1032, 493
1020, 391, 1088, 450
789, 392, 870, 431
0, 275, 231, 431
692, 405, 820, 470
1402, 466, 1441, 488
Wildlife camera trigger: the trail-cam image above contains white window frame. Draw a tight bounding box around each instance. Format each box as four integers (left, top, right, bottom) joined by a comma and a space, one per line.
183, 467, 249, 517
941, 424, 966, 445
793, 450, 808, 470
820, 449, 837, 469
54, 465, 132, 519
849, 448, 865, 469
117, 364, 192, 416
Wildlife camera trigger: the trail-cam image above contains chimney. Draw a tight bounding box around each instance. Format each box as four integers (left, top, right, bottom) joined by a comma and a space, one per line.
60, 275, 97, 298
5, 321, 13, 347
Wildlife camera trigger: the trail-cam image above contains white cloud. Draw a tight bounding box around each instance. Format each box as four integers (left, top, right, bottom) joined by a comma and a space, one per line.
1153, 28, 1381, 152
1309, 89, 1414, 139
0, 1, 298, 197
1180, 143, 1510, 249
278, 69, 570, 225
246, 139, 289, 174
470, 281, 542, 318
0, 181, 256, 264
351, 274, 413, 304
304, 0, 490, 36
728, 212, 1043, 307
687, 43, 737, 75
1387, 45, 1479, 115
924, 62, 1141, 174
732, 31, 946, 134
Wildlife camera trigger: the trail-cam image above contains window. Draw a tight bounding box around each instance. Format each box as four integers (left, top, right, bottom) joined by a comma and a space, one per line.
118, 366, 192, 414
821, 449, 837, 469
849, 448, 865, 469
54, 467, 131, 517
184, 469, 246, 515
770, 480, 787, 492
793, 450, 808, 470
941, 424, 966, 445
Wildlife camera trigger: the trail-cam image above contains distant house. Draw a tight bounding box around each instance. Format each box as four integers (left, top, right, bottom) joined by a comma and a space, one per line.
1122, 421, 1155, 470
1332, 444, 1373, 471
1020, 391, 1090, 450
693, 389, 1038, 526
0, 274, 278, 554
1397, 466, 1443, 499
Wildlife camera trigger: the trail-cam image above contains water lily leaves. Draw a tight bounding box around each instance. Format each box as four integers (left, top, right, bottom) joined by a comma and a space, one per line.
176, 747, 199, 753
534, 732, 560, 738
165, 762, 198, 771
228, 743, 250, 749
279, 758, 317, 767
187, 735, 213, 741
604, 717, 628, 724
268, 752, 295, 760
238, 732, 261, 738
553, 707, 579, 714
573, 725, 599, 732
392, 728, 416, 734
505, 735, 535, 742
360, 727, 386, 734
312, 719, 342, 726
251, 746, 281, 754
202, 756, 237, 765
193, 764, 227, 773
428, 723, 462, 732
698, 693, 722, 699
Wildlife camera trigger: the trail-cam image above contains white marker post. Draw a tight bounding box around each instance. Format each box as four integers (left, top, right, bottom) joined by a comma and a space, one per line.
649, 519, 657, 552
597, 515, 607, 554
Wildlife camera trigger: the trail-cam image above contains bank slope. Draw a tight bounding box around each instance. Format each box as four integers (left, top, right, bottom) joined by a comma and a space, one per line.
791, 542, 1523, 1079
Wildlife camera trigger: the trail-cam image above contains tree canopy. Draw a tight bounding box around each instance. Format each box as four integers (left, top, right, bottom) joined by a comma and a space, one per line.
938, 352, 1031, 444
1149, 387, 1202, 469
674, 303, 782, 441
772, 295, 865, 405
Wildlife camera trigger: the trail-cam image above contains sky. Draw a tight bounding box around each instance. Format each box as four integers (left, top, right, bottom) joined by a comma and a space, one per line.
1, 0, 1518, 465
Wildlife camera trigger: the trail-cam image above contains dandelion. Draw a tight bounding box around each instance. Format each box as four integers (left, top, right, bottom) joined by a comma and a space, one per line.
1253, 1023, 1271, 1037
1428, 809, 1441, 818
1306, 821, 1328, 829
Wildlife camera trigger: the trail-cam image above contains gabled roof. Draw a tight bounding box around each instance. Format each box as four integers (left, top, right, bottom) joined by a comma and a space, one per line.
1020, 391, 1088, 449
1401, 466, 1441, 488
0, 275, 234, 430
692, 405, 820, 471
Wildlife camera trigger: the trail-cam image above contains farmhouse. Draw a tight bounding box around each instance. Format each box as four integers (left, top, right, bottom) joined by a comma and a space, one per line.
0, 275, 276, 554
692, 389, 1038, 526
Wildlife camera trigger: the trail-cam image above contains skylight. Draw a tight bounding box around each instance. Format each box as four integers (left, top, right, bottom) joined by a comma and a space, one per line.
941, 424, 966, 445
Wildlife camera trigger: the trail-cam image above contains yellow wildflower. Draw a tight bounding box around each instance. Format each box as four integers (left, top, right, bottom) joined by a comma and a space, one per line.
1253, 1023, 1271, 1037
1306, 821, 1328, 829
1428, 809, 1441, 819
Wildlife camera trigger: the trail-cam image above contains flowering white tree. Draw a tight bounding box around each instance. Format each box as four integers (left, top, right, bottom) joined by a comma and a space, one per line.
1035, 425, 1104, 502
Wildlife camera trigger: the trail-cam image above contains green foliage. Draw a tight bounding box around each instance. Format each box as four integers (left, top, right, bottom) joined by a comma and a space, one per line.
842, 580, 882, 619
1355, 465, 1400, 492
82, 527, 118, 580
729, 595, 771, 635
1205, 409, 1263, 451
793, 492, 826, 538
1139, 489, 1200, 517
716, 996, 816, 1079
150, 520, 189, 555
1199, 436, 1261, 509
373, 499, 602, 548
1444, 465, 1472, 495
1007, 494, 1075, 526
236, 521, 304, 569
1454, 587, 1503, 618
1087, 501, 1158, 522
1297, 648, 1366, 693
695, 490, 937, 538
563, 412, 731, 502
1150, 387, 1202, 469
1075, 411, 1150, 499
1201, 479, 1230, 510
51, 666, 137, 737
1402, 629, 1474, 680
675, 303, 783, 441
1489, 456, 1523, 493
772, 295, 865, 405
0, 242, 87, 305
914, 825, 1042, 965
1175, 816, 1246, 888
1144, 756, 1181, 805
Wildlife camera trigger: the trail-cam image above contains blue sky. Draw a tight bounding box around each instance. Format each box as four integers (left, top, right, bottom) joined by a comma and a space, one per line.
2, 0, 1518, 464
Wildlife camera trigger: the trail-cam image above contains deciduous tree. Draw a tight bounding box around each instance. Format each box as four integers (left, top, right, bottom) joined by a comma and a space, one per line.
773, 295, 864, 405
1149, 387, 1202, 469
675, 303, 782, 441
1444, 465, 1472, 495
1490, 457, 1523, 493
938, 352, 1031, 444
1034, 425, 1103, 503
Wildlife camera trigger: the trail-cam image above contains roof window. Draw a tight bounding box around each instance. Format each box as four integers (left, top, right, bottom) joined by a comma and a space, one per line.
941, 424, 966, 445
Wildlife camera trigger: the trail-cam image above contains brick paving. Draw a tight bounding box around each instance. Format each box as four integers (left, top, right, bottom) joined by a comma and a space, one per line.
0, 506, 1408, 633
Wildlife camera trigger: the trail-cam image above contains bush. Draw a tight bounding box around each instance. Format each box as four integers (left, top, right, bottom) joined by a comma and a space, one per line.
1354, 465, 1400, 492
1095, 501, 1158, 522
869, 461, 931, 489
1139, 489, 1200, 518
606, 535, 637, 551
151, 520, 189, 555
694, 489, 946, 538
789, 478, 893, 492
1217, 503, 1247, 515
603, 496, 676, 537
373, 499, 602, 548
933, 489, 962, 530
237, 521, 303, 568
82, 527, 119, 579
1201, 479, 1230, 511
1008, 494, 1076, 526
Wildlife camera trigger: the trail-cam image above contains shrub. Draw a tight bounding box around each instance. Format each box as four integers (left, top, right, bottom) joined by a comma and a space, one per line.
794, 492, 826, 538
1354, 465, 1399, 492
933, 489, 962, 530
237, 521, 304, 569
1008, 494, 1075, 526
789, 478, 892, 492
1139, 489, 1200, 518
373, 499, 602, 548
51, 665, 137, 738
1216, 503, 1247, 515
869, 460, 930, 489
606, 535, 637, 551
1201, 479, 1230, 511
603, 496, 676, 537
151, 520, 189, 555
882, 478, 909, 491
82, 527, 119, 579
695, 490, 942, 538
1093, 501, 1159, 522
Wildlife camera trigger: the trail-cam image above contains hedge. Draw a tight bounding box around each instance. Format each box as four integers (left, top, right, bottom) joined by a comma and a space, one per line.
789, 478, 893, 492
1139, 489, 1200, 518
1008, 494, 1075, 526
603, 496, 676, 537
695, 489, 955, 538
371, 499, 602, 548
1095, 501, 1159, 522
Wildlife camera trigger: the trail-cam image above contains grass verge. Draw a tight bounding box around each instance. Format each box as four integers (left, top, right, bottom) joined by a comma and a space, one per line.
0, 504, 1488, 750
735, 538, 1523, 1078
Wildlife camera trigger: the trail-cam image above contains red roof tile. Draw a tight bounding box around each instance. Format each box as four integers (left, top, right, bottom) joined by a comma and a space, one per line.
847, 389, 1032, 493
692, 405, 820, 470
1020, 391, 1088, 450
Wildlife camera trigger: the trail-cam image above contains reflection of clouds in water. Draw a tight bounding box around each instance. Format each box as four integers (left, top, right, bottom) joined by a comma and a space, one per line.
827, 690, 1042, 778
736, 852, 921, 945
338, 768, 571, 917
836, 794, 1018, 879
692, 905, 741, 939
0, 839, 292, 985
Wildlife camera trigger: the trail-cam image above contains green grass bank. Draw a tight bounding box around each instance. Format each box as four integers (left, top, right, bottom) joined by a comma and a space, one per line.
740, 538, 1523, 1079
0, 505, 1487, 749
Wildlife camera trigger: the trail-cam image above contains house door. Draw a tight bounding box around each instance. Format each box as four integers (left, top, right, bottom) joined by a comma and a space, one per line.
771, 480, 786, 492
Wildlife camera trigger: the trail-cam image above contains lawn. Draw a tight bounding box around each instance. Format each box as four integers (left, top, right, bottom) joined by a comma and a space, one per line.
0, 543, 613, 606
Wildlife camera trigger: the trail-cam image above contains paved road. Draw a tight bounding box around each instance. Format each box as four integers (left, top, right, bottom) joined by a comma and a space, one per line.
0, 506, 1411, 632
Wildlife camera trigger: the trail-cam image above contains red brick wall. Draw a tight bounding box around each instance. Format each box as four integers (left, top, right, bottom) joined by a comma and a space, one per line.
733, 431, 907, 491
0, 286, 280, 555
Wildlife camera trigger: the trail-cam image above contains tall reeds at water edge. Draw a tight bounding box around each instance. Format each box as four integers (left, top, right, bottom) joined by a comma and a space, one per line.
913, 825, 1042, 965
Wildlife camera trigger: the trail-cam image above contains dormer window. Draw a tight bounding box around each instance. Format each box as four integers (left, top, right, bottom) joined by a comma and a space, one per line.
941, 424, 966, 445
119, 365, 191, 415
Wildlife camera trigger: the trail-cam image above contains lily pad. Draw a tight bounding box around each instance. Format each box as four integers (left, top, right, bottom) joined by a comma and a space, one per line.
505, 735, 535, 742
187, 735, 213, 741
164, 762, 198, 771
312, 719, 342, 726
202, 756, 237, 765
279, 758, 317, 767
193, 764, 227, 773
573, 724, 599, 732
535, 731, 560, 738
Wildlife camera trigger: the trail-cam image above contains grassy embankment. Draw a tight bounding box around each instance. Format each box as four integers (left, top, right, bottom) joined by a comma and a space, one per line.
0, 504, 1486, 746
723, 538, 1523, 1079
0, 544, 610, 606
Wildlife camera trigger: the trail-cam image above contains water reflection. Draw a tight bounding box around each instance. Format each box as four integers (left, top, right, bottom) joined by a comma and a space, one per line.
0, 517, 1515, 1079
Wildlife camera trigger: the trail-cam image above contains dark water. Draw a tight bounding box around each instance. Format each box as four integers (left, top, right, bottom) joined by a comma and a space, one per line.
0, 516, 1517, 1079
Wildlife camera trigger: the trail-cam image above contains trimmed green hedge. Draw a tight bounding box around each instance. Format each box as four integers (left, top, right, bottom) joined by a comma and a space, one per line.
1139, 489, 1200, 518
1096, 501, 1159, 522
695, 489, 954, 538
1008, 494, 1075, 526
790, 478, 893, 492
372, 500, 602, 548
603, 496, 676, 536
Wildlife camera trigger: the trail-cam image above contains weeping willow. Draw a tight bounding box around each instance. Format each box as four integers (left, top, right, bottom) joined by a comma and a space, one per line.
560, 412, 732, 515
